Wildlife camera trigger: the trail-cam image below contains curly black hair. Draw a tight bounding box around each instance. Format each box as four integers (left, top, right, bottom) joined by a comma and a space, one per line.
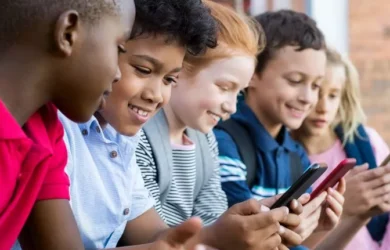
132, 0, 218, 56
254, 10, 326, 73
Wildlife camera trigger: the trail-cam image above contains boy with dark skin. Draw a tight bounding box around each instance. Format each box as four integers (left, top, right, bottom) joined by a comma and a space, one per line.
0, 1, 208, 249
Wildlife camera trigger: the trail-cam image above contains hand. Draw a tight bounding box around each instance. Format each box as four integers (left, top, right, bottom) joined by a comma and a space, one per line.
293, 192, 327, 241
343, 164, 390, 218
204, 199, 289, 250
315, 178, 346, 232
153, 217, 215, 250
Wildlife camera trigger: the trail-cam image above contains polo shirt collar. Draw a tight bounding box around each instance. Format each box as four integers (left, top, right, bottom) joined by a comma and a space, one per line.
0, 100, 26, 140
232, 102, 297, 152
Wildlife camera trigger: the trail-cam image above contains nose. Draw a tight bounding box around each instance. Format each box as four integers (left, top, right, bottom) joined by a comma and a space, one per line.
315, 96, 328, 114
222, 97, 237, 116
141, 80, 164, 104
113, 67, 122, 84
298, 85, 316, 106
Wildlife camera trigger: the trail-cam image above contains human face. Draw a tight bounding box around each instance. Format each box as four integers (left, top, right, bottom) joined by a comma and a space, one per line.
300, 64, 345, 137
54, 0, 135, 123
247, 46, 326, 132
99, 35, 185, 136
169, 56, 255, 133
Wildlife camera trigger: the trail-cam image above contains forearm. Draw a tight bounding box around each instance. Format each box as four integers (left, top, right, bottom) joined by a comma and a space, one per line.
302, 231, 329, 249
314, 216, 370, 250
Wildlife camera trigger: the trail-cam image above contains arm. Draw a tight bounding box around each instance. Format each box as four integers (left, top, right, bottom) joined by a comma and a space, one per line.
213, 128, 253, 206
192, 132, 228, 225
120, 156, 168, 245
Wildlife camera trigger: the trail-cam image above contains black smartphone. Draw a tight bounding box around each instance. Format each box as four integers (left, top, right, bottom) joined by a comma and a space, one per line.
270, 163, 328, 209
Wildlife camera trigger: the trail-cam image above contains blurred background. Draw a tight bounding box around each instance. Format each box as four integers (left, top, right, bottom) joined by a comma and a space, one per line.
213, 0, 390, 145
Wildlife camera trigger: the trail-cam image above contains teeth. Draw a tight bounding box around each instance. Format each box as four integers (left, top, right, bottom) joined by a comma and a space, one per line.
129, 105, 149, 117
209, 112, 221, 122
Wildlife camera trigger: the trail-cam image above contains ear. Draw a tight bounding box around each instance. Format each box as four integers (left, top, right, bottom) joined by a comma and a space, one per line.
54, 10, 81, 56
248, 72, 261, 89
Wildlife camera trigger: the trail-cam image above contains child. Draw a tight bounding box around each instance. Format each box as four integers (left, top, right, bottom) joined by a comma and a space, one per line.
0, 0, 135, 249
214, 10, 345, 249
293, 48, 390, 250
137, 2, 305, 250
59, 0, 218, 249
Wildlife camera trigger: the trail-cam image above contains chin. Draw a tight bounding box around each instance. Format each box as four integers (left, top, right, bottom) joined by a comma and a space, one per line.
117, 125, 141, 137
284, 119, 305, 131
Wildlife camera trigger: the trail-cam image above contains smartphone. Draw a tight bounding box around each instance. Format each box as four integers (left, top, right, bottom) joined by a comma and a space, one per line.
310, 158, 356, 201
271, 163, 328, 209
380, 154, 390, 166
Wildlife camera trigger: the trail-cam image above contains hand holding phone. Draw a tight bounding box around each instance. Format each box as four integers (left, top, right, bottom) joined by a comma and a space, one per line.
310, 158, 356, 201
380, 154, 390, 166
271, 163, 328, 209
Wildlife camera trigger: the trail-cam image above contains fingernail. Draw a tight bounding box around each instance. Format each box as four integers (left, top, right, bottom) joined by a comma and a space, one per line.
284, 207, 289, 214
279, 225, 286, 234
260, 205, 270, 212
291, 199, 298, 208
329, 188, 334, 193
195, 245, 207, 250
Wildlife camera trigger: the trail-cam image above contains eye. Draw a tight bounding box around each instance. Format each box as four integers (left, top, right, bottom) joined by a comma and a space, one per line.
218, 84, 229, 91
312, 83, 320, 90
133, 66, 152, 75
164, 76, 178, 85
118, 45, 127, 54
329, 93, 338, 99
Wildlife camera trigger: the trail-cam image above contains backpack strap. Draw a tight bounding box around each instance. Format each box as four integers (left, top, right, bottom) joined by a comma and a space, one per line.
216, 119, 258, 188
143, 110, 173, 205
289, 152, 304, 183
187, 129, 215, 199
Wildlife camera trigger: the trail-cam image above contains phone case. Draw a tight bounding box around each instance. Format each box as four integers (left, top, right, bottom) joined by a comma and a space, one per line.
271, 163, 328, 209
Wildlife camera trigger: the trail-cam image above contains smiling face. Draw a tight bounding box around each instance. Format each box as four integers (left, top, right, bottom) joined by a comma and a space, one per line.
247, 45, 326, 134
168, 55, 256, 133
300, 64, 345, 137
98, 34, 185, 136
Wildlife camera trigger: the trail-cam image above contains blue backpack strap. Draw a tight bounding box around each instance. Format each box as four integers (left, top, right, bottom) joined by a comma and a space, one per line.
335, 124, 388, 242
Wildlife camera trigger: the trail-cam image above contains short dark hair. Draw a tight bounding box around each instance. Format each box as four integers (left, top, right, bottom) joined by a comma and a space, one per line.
254, 10, 326, 73
0, 0, 119, 52
131, 0, 218, 56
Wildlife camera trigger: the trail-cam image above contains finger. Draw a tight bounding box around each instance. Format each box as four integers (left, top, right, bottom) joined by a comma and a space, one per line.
260, 194, 283, 208
346, 163, 369, 179
328, 187, 345, 206
165, 217, 202, 245
289, 199, 303, 215
297, 193, 311, 205
301, 192, 327, 218
280, 228, 303, 246
370, 183, 390, 199
325, 207, 339, 227
263, 233, 282, 250
231, 199, 262, 215
335, 178, 346, 194
194, 245, 217, 250
359, 166, 390, 182
365, 172, 390, 190
278, 245, 289, 250
249, 207, 289, 230
326, 192, 343, 217
280, 213, 301, 228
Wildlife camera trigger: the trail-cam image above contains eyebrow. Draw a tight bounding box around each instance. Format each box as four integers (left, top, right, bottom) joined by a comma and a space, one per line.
132, 54, 182, 73
286, 71, 324, 80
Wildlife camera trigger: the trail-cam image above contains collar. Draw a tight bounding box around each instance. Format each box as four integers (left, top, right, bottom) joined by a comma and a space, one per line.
232, 102, 297, 152
0, 100, 27, 140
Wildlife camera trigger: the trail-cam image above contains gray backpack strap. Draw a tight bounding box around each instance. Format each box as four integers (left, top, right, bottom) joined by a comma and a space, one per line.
187, 129, 215, 199
143, 110, 173, 205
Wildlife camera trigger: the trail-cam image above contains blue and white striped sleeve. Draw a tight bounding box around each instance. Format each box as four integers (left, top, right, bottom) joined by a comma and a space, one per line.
213, 128, 253, 207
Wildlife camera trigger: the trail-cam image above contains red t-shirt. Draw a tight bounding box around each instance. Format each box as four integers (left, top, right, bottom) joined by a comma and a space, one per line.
0, 101, 70, 249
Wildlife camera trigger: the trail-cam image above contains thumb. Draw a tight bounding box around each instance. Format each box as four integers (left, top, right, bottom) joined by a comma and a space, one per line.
259, 194, 283, 208
164, 217, 203, 246
230, 199, 264, 215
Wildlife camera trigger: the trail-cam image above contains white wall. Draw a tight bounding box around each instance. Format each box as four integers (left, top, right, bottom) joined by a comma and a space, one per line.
309, 0, 349, 55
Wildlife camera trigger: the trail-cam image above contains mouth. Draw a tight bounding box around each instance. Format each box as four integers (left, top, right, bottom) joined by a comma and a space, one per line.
207, 111, 222, 124
128, 104, 154, 123
286, 104, 307, 119
311, 119, 328, 128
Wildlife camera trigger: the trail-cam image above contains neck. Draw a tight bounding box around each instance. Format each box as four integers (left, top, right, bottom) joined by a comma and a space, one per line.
245, 98, 283, 138
298, 128, 338, 155
0, 50, 50, 125
95, 112, 108, 129
163, 103, 187, 145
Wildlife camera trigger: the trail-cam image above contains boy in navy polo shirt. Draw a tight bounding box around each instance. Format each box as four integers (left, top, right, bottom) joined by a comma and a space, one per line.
214, 10, 346, 249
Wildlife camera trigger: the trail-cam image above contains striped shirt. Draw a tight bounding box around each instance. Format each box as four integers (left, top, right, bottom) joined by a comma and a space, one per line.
136, 130, 227, 227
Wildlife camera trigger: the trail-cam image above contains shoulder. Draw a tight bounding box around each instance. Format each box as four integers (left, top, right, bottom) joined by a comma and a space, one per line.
364, 126, 390, 163
213, 128, 239, 155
